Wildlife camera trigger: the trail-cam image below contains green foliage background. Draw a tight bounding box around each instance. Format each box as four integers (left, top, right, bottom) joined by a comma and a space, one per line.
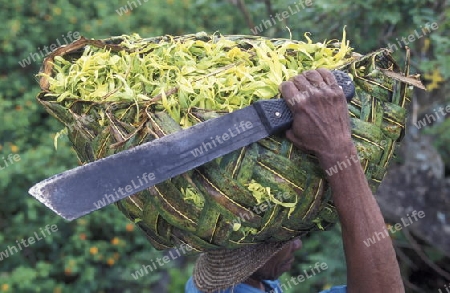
0, 0, 448, 292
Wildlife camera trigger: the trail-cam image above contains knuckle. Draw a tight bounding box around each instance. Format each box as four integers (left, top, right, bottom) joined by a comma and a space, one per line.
321, 87, 336, 96
293, 75, 307, 87
280, 81, 290, 88
280, 81, 298, 98
308, 87, 322, 98
317, 81, 328, 90
280, 80, 293, 89
317, 68, 333, 80
304, 69, 318, 77
304, 70, 322, 82
329, 84, 345, 97
316, 68, 331, 75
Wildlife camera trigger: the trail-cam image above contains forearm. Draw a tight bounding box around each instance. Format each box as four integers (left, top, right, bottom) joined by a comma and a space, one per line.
279, 69, 404, 291
319, 145, 404, 293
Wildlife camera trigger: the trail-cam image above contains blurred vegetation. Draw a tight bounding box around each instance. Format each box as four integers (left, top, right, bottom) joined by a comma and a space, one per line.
0, 0, 448, 292
426, 118, 450, 172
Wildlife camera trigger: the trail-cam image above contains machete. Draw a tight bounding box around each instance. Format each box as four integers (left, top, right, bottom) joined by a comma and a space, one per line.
29, 70, 355, 220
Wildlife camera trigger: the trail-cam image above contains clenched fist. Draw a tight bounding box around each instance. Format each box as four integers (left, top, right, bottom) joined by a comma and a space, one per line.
279, 68, 354, 169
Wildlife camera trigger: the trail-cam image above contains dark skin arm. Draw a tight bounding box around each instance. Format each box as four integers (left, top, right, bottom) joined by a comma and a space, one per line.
280, 69, 404, 293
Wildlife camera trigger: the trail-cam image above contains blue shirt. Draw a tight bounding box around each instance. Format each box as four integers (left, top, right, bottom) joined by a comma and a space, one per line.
185, 276, 347, 292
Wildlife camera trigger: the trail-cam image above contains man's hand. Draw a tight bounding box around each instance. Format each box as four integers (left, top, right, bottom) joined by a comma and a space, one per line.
280, 69, 405, 293
279, 69, 353, 169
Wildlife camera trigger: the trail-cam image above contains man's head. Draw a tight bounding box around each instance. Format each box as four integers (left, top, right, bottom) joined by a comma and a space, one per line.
193, 237, 302, 292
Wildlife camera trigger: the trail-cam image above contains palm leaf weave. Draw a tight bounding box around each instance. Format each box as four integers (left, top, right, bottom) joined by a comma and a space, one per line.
37, 32, 421, 252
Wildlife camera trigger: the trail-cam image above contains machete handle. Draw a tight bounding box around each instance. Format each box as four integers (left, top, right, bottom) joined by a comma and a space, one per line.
253, 70, 355, 135
333, 70, 356, 102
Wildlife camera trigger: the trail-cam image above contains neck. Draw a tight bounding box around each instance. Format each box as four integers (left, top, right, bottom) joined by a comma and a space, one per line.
243, 277, 265, 291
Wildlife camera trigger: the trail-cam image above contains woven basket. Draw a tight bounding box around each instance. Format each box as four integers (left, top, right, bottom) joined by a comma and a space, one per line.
37, 33, 419, 252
